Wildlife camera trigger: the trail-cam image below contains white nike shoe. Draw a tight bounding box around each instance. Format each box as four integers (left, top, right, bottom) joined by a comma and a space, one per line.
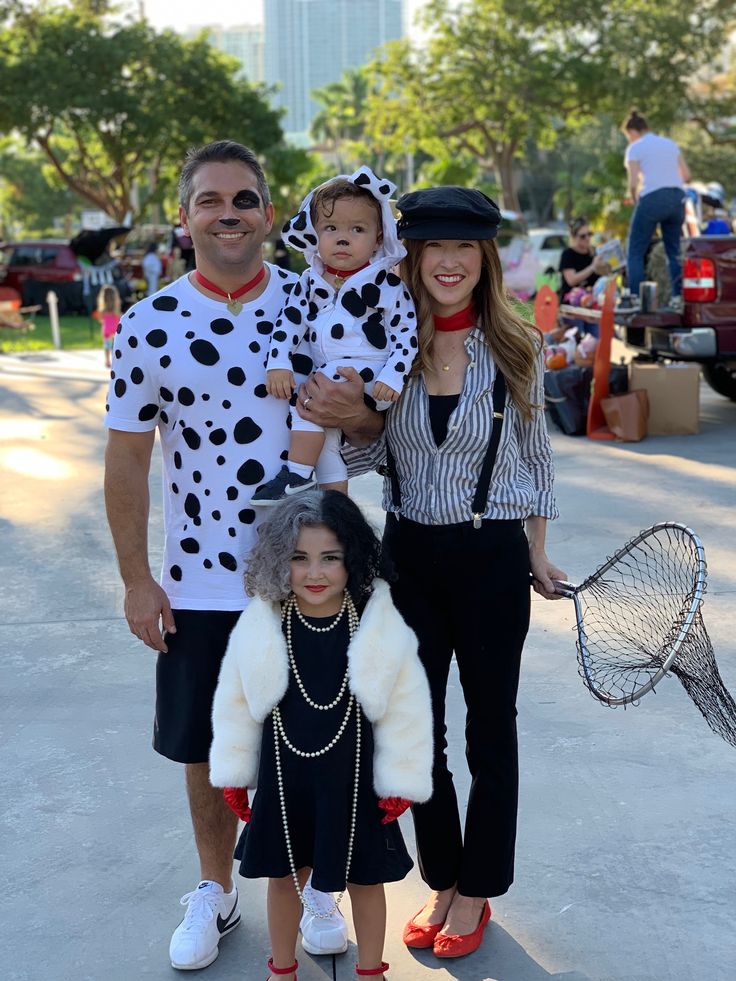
300, 878, 349, 955
169, 879, 241, 970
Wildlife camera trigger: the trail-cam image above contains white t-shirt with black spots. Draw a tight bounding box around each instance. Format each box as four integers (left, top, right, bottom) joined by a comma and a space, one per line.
104, 265, 302, 611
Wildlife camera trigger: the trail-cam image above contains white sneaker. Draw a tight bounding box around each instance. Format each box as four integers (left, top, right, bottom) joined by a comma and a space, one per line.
300, 878, 349, 955
169, 880, 241, 970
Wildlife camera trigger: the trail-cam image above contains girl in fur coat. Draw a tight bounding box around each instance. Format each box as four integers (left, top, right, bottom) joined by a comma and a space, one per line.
209, 490, 433, 981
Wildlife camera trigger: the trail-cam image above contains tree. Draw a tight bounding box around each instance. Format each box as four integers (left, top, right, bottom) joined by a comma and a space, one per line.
366, 0, 734, 209
0, 138, 81, 236
0, 2, 310, 222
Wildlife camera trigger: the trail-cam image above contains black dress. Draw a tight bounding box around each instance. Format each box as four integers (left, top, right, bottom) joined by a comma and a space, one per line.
234, 608, 414, 892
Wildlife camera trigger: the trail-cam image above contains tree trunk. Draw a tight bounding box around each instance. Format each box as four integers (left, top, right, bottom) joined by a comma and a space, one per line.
494, 145, 521, 213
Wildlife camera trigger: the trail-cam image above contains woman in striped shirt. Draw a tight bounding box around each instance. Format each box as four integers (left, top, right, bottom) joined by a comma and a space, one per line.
297, 185, 565, 960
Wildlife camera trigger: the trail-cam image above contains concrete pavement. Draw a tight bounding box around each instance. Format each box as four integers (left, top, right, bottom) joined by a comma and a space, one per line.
1, 353, 734, 981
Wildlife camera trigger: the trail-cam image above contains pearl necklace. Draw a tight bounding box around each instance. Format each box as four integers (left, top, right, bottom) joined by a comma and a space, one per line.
282, 594, 360, 711
273, 589, 361, 918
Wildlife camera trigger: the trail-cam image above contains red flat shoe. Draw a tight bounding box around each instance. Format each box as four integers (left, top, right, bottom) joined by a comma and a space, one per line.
433, 900, 491, 958
267, 956, 298, 979
402, 907, 443, 948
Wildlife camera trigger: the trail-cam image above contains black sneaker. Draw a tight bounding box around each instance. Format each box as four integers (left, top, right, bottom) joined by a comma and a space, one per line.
249, 465, 316, 505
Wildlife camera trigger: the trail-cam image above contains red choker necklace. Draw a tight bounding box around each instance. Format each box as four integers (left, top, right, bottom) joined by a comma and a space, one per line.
194, 266, 266, 314
323, 261, 369, 288
433, 303, 477, 332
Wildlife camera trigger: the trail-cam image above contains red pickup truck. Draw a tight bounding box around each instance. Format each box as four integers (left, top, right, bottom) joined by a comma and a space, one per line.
614, 236, 736, 400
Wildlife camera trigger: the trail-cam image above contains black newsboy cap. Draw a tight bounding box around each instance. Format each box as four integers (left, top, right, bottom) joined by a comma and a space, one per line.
397, 186, 501, 240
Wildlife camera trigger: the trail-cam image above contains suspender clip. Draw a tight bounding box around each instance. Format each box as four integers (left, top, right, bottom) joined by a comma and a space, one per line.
472, 513, 483, 529
493, 411, 504, 419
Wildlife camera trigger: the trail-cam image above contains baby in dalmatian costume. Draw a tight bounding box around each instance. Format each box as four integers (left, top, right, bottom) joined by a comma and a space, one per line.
250, 166, 418, 505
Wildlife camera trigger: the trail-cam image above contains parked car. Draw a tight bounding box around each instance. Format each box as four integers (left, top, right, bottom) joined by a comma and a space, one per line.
0, 239, 132, 314
527, 227, 567, 281
614, 234, 736, 400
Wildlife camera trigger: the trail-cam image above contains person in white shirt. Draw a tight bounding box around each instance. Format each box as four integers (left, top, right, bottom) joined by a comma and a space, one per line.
622, 109, 691, 308
141, 241, 163, 295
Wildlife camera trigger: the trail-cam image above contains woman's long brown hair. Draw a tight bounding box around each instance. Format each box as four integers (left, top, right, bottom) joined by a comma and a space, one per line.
400, 238, 542, 421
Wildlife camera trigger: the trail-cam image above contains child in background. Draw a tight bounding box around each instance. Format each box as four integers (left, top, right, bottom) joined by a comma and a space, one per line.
250, 166, 418, 505
209, 490, 433, 981
94, 284, 121, 368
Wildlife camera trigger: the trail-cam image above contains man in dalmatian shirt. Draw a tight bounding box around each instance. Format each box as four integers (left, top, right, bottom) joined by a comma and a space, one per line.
104, 141, 350, 971
251, 166, 418, 504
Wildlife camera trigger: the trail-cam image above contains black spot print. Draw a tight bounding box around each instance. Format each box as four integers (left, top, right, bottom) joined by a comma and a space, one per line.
341, 290, 367, 318
291, 210, 307, 231
249, 342, 261, 353
178, 387, 195, 406
185, 331, 195, 339
160, 355, 171, 368
284, 307, 301, 325
203, 559, 213, 569
128, 311, 135, 318
359, 367, 375, 383
190, 339, 220, 366
362, 312, 387, 349
227, 367, 245, 386
292, 353, 313, 376
387, 272, 401, 287
170, 565, 182, 581
218, 552, 237, 571
272, 329, 287, 342
354, 172, 370, 187
181, 310, 191, 318
204, 489, 210, 496
152, 296, 178, 312
171, 482, 179, 494
216, 455, 225, 465
212, 510, 221, 520
160, 386, 174, 402
361, 283, 381, 308
138, 404, 158, 421
211, 318, 234, 335
375, 270, 387, 285
209, 428, 226, 445
234, 416, 263, 444
254, 384, 268, 398
193, 471, 202, 483
395, 362, 406, 373
114, 349, 122, 359
181, 538, 199, 554
331, 323, 344, 340
236, 459, 266, 485
202, 394, 210, 401
223, 400, 231, 409
184, 493, 200, 518
116, 323, 122, 334
228, 528, 237, 538
257, 320, 274, 334
390, 314, 401, 327
173, 452, 182, 469
145, 329, 167, 347
127, 336, 138, 348
226, 486, 239, 500
238, 508, 256, 524
379, 183, 391, 195
315, 287, 329, 299
182, 427, 201, 449
160, 410, 169, 425
410, 336, 418, 348
114, 379, 127, 398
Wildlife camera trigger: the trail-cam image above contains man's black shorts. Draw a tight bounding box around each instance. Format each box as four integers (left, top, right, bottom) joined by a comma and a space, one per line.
153, 609, 241, 764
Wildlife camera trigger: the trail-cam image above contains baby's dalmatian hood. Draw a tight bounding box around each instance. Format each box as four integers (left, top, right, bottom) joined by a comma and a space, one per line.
282, 165, 405, 274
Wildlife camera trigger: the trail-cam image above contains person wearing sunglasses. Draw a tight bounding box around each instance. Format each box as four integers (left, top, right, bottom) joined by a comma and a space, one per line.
558, 217, 608, 303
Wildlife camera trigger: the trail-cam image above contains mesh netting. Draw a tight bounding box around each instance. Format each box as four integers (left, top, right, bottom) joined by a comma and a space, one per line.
573, 523, 736, 747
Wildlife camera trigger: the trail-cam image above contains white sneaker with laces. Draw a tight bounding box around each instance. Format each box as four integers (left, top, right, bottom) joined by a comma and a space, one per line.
300, 878, 349, 955
169, 879, 241, 970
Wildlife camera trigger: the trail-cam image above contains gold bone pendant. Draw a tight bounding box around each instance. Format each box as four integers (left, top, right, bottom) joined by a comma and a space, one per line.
227, 300, 243, 315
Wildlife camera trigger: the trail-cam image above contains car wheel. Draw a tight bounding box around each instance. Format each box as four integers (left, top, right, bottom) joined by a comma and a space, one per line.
703, 361, 736, 401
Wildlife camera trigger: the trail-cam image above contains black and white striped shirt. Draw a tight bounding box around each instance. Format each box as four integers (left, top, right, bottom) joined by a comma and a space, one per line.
344, 327, 558, 525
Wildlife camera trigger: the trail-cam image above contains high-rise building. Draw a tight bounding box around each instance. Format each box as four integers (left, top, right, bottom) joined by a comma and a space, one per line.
182, 23, 264, 83
264, 0, 405, 143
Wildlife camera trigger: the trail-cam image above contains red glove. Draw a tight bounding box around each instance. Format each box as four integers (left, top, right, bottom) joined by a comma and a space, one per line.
223, 787, 251, 822
378, 797, 411, 824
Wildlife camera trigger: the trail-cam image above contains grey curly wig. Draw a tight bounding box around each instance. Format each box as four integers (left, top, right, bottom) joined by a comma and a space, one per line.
245, 490, 389, 602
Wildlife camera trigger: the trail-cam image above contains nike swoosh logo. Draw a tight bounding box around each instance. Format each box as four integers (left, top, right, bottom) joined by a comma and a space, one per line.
217, 896, 240, 934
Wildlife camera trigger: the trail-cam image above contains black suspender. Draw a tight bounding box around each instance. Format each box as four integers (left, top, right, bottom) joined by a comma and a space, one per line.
384, 370, 507, 529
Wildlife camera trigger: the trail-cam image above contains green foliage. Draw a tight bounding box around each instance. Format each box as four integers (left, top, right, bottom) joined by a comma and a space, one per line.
0, 2, 310, 221
0, 138, 81, 235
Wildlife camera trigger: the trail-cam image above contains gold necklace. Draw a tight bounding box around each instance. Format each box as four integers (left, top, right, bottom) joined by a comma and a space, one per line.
434, 346, 465, 373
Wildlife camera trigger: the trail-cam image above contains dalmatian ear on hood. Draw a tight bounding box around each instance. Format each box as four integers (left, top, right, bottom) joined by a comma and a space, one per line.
280, 166, 405, 268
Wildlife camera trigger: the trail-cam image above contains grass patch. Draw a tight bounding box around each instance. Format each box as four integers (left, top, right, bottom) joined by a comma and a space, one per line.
0, 314, 101, 353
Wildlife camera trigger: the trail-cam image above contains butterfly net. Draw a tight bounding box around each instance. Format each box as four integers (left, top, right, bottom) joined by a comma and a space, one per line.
573, 523, 736, 747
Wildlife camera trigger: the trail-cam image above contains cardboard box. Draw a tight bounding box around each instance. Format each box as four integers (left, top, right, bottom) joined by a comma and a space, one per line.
628, 362, 701, 435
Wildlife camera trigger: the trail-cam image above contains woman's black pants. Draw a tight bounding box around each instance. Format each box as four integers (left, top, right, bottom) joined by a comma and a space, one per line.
382, 513, 531, 899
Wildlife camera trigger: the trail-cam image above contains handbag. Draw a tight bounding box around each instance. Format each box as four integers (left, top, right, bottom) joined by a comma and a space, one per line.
600, 388, 649, 442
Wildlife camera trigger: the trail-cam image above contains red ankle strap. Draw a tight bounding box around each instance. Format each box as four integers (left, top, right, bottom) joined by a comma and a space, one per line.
356, 963, 389, 977
268, 957, 298, 975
